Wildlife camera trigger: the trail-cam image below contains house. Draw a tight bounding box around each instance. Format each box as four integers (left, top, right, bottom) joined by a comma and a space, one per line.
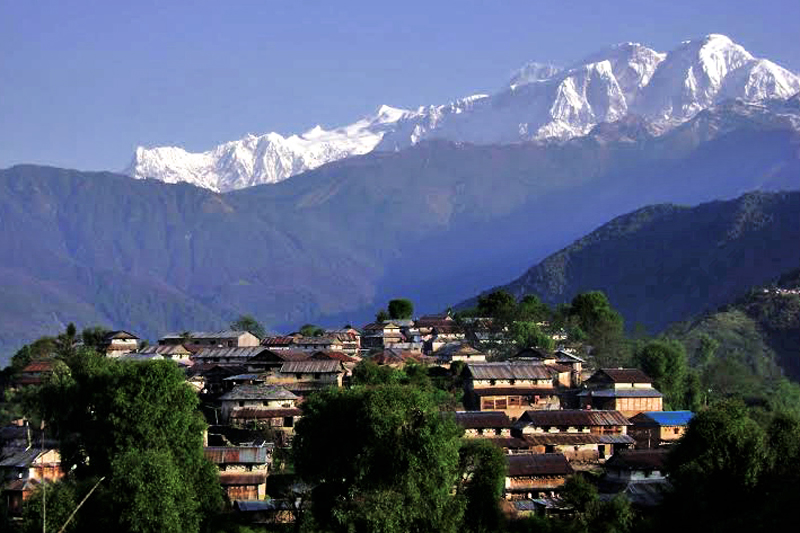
220, 384, 301, 432
454, 411, 512, 438
368, 348, 431, 367
511, 347, 585, 387
289, 336, 344, 353
600, 449, 671, 508
504, 453, 574, 500
628, 411, 693, 449
137, 343, 193, 361
580, 369, 663, 417
271, 360, 345, 389
186, 363, 248, 396
464, 362, 560, 417
1, 448, 63, 514
102, 330, 140, 357
192, 347, 309, 372
160, 330, 261, 348
261, 336, 297, 350
361, 322, 405, 350
204, 445, 273, 501
14, 360, 54, 387
511, 410, 634, 463
433, 343, 487, 365
324, 329, 361, 356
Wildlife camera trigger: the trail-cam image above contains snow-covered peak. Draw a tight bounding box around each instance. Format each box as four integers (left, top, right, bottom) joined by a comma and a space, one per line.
126, 34, 800, 192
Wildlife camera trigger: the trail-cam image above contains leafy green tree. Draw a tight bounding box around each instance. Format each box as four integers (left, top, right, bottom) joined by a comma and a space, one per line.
457, 439, 506, 533
664, 400, 767, 532
476, 290, 517, 319
375, 309, 390, 322
230, 314, 266, 339
292, 385, 466, 533
518, 294, 551, 323
81, 326, 110, 351
298, 324, 324, 337
54, 323, 78, 359
21, 478, 79, 533
635, 339, 688, 408
568, 292, 627, 365
387, 298, 414, 320
33, 352, 222, 532
509, 321, 554, 351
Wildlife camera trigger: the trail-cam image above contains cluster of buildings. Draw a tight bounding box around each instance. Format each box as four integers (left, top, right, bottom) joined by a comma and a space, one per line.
1, 314, 695, 522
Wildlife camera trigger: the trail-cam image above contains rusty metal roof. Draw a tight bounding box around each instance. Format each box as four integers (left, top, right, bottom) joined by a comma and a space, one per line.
219, 384, 298, 401
204, 446, 271, 465
506, 453, 574, 477
193, 347, 269, 360
516, 409, 632, 427
230, 408, 302, 419
604, 449, 668, 471
467, 363, 554, 381
579, 388, 663, 398
472, 387, 558, 397
261, 336, 296, 346
522, 433, 635, 446
311, 351, 356, 363
279, 360, 343, 374
218, 472, 267, 486
21, 361, 53, 373
454, 411, 512, 429
590, 368, 652, 384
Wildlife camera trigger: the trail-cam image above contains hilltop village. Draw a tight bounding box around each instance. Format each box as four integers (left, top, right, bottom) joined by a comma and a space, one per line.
1, 298, 696, 529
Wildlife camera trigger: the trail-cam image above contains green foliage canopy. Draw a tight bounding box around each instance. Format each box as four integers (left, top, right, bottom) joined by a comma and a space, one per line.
230, 314, 266, 339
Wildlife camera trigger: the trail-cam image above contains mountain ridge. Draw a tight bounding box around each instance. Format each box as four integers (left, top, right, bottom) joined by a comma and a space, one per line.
128, 34, 800, 192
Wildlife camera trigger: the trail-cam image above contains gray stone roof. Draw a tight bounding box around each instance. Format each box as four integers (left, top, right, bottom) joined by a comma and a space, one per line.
219, 384, 298, 401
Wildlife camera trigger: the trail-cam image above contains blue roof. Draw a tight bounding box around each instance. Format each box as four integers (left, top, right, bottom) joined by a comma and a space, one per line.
643, 411, 693, 426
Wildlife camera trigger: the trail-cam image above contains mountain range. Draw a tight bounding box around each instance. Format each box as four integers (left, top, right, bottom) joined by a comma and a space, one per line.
127, 34, 800, 192
2, 91, 800, 364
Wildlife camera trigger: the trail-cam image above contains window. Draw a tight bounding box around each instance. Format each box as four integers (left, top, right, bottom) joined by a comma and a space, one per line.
489, 379, 496, 386
283, 417, 294, 428
295, 373, 302, 379
239, 401, 245, 407
314, 373, 321, 380
262, 401, 269, 406
495, 428, 502, 436
509, 379, 516, 386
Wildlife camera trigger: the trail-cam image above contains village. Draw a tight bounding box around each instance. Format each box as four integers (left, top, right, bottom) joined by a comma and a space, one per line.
0, 305, 695, 528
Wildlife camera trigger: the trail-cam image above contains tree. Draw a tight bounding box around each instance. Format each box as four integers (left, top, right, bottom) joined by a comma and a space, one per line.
509, 321, 554, 351
375, 309, 390, 322
298, 324, 324, 337
476, 290, 517, 319
81, 326, 110, 351
292, 385, 466, 533
457, 439, 506, 533
664, 400, 767, 532
568, 292, 627, 366
635, 339, 688, 408
230, 315, 266, 339
388, 298, 414, 320
33, 352, 222, 532
518, 294, 551, 323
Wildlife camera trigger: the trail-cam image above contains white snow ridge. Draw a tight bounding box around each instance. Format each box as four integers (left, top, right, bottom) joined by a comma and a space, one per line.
127, 34, 800, 192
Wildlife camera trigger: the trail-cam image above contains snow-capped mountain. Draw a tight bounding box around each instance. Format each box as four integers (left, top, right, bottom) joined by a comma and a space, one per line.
127, 34, 800, 192
126, 105, 410, 192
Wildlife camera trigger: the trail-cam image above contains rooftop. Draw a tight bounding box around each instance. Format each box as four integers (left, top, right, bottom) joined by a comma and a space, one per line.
590, 368, 653, 384
506, 453, 574, 477
467, 362, 554, 381
515, 409, 632, 427
630, 411, 693, 426
219, 384, 298, 401
279, 360, 343, 374
453, 411, 512, 429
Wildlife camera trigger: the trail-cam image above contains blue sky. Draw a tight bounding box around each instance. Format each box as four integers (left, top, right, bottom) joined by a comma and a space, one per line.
1, 0, 799, 171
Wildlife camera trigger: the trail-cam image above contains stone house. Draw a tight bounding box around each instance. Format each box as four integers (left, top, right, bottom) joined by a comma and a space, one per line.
628, 411, 693, 449
580, 368, 663, 417
272, 360, 345, 389
504, 453, 574, 500
204, 445, 273, 501
102, 330, 140, 357
160, 330, 261, 348
454, 411, 512, 438
1, 448, 63, 515
433, 343, 487, 366
464, 362, 561, 417
220, 384, 301, 432
511, 410, 634, 463
511, 347, 585, 387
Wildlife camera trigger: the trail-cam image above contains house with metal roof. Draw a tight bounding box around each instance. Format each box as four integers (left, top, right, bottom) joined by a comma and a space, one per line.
628, 411, 693, 449
511, 410, 634, 463
102, 330, 140, 357
219, 385, 301, 432
432, 343, 487, 365
464, 362, 561, 417
453, 411, 513, 438
160, 330, 261, 348
0, 448, 63, 515
269, 360, 346, 390
504, 453, 574, 500
581, 368, 663, 417
600, 449, 671, 508
204, 445, 273, 501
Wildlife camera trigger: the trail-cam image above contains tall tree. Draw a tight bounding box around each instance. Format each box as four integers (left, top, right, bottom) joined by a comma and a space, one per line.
388, 298, 414, 320
293, 385, 466, 533
230, 314, 266, 339
32, 352, 222, 532
476, 290, 517, 319
635, 339, 688, 408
